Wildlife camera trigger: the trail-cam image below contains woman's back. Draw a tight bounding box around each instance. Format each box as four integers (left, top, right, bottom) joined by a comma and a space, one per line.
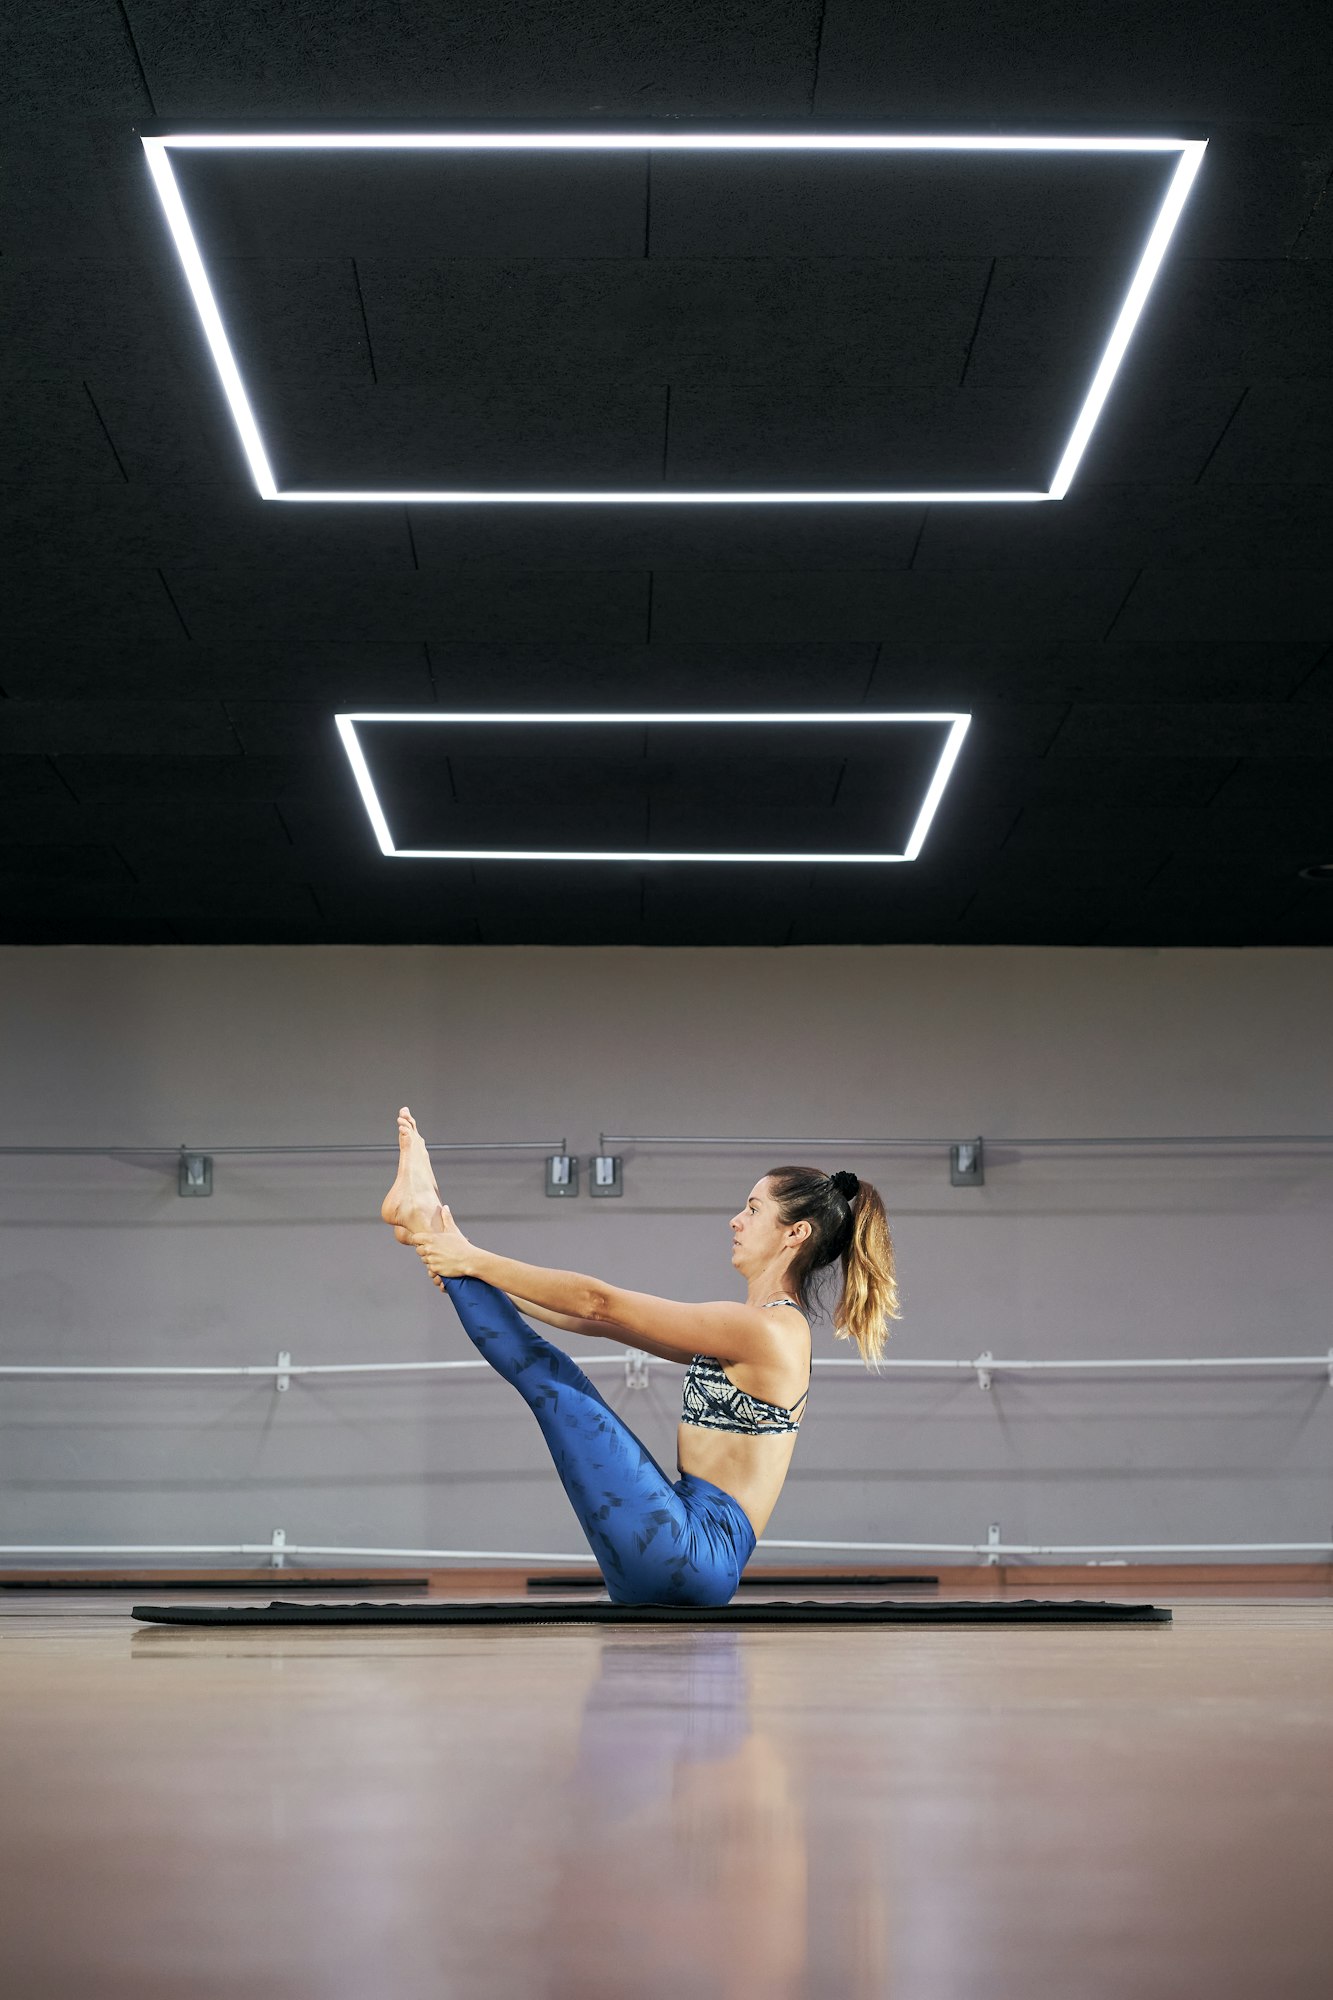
676, 1300, 811, 1539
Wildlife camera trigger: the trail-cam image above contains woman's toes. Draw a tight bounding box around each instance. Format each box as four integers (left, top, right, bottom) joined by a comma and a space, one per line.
383, 1108, 423, 1225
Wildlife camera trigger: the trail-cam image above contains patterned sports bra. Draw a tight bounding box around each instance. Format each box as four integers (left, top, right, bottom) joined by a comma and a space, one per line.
681, 1297, 810, 1438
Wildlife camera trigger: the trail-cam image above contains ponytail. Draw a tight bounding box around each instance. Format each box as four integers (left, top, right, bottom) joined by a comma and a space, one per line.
764, 1165, 902, 1368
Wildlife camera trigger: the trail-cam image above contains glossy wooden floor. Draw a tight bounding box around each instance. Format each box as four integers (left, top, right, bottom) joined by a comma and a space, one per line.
2, 1583, 1331, 1998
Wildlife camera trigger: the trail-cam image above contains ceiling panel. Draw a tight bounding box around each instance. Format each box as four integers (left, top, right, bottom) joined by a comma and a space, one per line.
1113, 569, 1333, 643
414, 642, 880, 708
1069, 375, 1247, 486
1049, 702, 1333, 759
3, 2, 148, 119
650, 569, 1132, 644
1, 0, 1330, 944
159, 565, 653, 643
865, 639, 1321, 705
1197, 383, 1333, 484
1116, 258, 1333, 382
352, 258, 989, 393
404, 511, 929, 573
257, 380, 670, 490
664, 378, 1072, 490
0, 842, 133, 885
0, 484, 415, 575
648, 151, 1170, 261
1, 638, 431, 705
814, 0, 1332, 123
171, 150, 650, 263
128, 0, 826, 121
0, 700, 240, 757
915, 489, 1333, 573
6, 570, 194, 650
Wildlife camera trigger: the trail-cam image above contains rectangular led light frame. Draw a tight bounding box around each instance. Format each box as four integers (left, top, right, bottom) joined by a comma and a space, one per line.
333, 710, 971, 862
142, 132, 1206, 505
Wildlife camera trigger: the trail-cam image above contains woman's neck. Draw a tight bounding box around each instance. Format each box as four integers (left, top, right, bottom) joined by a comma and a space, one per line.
746, 1268, 794, 1307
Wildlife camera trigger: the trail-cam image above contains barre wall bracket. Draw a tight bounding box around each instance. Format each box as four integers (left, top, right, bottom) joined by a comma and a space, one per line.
178, 1151, 212, 1197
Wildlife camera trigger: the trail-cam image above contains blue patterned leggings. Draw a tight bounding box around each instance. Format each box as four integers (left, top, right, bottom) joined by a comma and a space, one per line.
441, 1276, 756, 1606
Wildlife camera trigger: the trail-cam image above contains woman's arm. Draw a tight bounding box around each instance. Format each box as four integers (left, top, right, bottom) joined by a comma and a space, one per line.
457, 1247, 776, 1366
502, 1293, 603, 1339
407, 1210, 777, 1365
505, 1294, 689, 1366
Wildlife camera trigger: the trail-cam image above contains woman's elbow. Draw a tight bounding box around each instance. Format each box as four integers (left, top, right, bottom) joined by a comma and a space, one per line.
583, 1282, 616, 1324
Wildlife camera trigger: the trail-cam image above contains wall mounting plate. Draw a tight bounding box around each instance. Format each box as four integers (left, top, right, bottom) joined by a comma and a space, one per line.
178, 1153, 212, 1196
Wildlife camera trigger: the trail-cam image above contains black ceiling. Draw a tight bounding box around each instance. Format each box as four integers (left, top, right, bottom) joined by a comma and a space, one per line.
3, 0, 1331, 947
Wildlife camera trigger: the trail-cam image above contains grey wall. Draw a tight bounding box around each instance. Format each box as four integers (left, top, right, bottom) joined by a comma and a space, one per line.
2, 945, 1330, 1572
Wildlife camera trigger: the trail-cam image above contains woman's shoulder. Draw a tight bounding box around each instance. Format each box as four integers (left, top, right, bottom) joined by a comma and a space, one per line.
753, 1299, 811, 1354
758, 1296, 808, 1323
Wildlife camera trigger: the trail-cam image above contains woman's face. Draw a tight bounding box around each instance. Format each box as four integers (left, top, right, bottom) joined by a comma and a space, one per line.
729, 1178, 795, 1275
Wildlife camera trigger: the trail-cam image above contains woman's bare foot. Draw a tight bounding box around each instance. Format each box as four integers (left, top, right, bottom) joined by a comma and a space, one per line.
381, 1106, 443, 1242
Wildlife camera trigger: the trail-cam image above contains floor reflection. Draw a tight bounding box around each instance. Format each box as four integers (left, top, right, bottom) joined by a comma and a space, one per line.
547, 1629, 886, 1999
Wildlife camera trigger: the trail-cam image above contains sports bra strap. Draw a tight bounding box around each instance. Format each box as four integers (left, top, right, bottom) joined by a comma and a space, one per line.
760, 1296, 810, 1410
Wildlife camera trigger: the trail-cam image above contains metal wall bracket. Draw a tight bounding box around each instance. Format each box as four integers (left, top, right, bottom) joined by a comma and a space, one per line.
974, 1350, 994, 1391
178, 1151, 212, 1196
545, 1153, 579, 1197
986, 1522, 1002, 1566
950, 1138, 984, 1187
275, 1351, 291, 1394
623, 1351, 651, 1390
590, 1153, 622, 1197
270, 1528, 286, 1569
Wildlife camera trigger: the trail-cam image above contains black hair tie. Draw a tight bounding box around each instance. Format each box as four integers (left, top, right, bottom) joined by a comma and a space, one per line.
829, 1170, 860, 1202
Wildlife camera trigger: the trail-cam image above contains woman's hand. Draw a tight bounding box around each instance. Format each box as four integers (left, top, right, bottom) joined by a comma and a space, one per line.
409, 1203, 474, 1287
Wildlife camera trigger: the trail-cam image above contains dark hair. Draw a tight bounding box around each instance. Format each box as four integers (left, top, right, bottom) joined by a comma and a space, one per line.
763, 1166, 902, 1367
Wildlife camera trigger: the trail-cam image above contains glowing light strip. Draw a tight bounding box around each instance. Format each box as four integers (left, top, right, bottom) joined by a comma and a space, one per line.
282, 489, 1050, 506
143, 132, 1206, 505
155, 133, 1198, 152
140, 140, 277, 498
1048, 139, 1206, 496
333, 710, 970, 864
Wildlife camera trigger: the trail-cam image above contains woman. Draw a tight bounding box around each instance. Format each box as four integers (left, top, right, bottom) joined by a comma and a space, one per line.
382, 1107, 901, 1606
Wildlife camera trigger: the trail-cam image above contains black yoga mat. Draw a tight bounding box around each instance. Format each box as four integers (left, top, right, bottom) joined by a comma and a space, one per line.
526, 1571, 940, 1592
131, 1599, 1171, 1627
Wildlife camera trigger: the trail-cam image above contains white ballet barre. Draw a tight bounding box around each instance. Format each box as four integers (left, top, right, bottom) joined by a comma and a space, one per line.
0, 1354, 612, 1385
802, 1351, 1333, 1388
1, 1533, 1330, 1567
3, 1349, 1329, 1390
0, 1540, 591, 1566
760, 1535, 1333, 1561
